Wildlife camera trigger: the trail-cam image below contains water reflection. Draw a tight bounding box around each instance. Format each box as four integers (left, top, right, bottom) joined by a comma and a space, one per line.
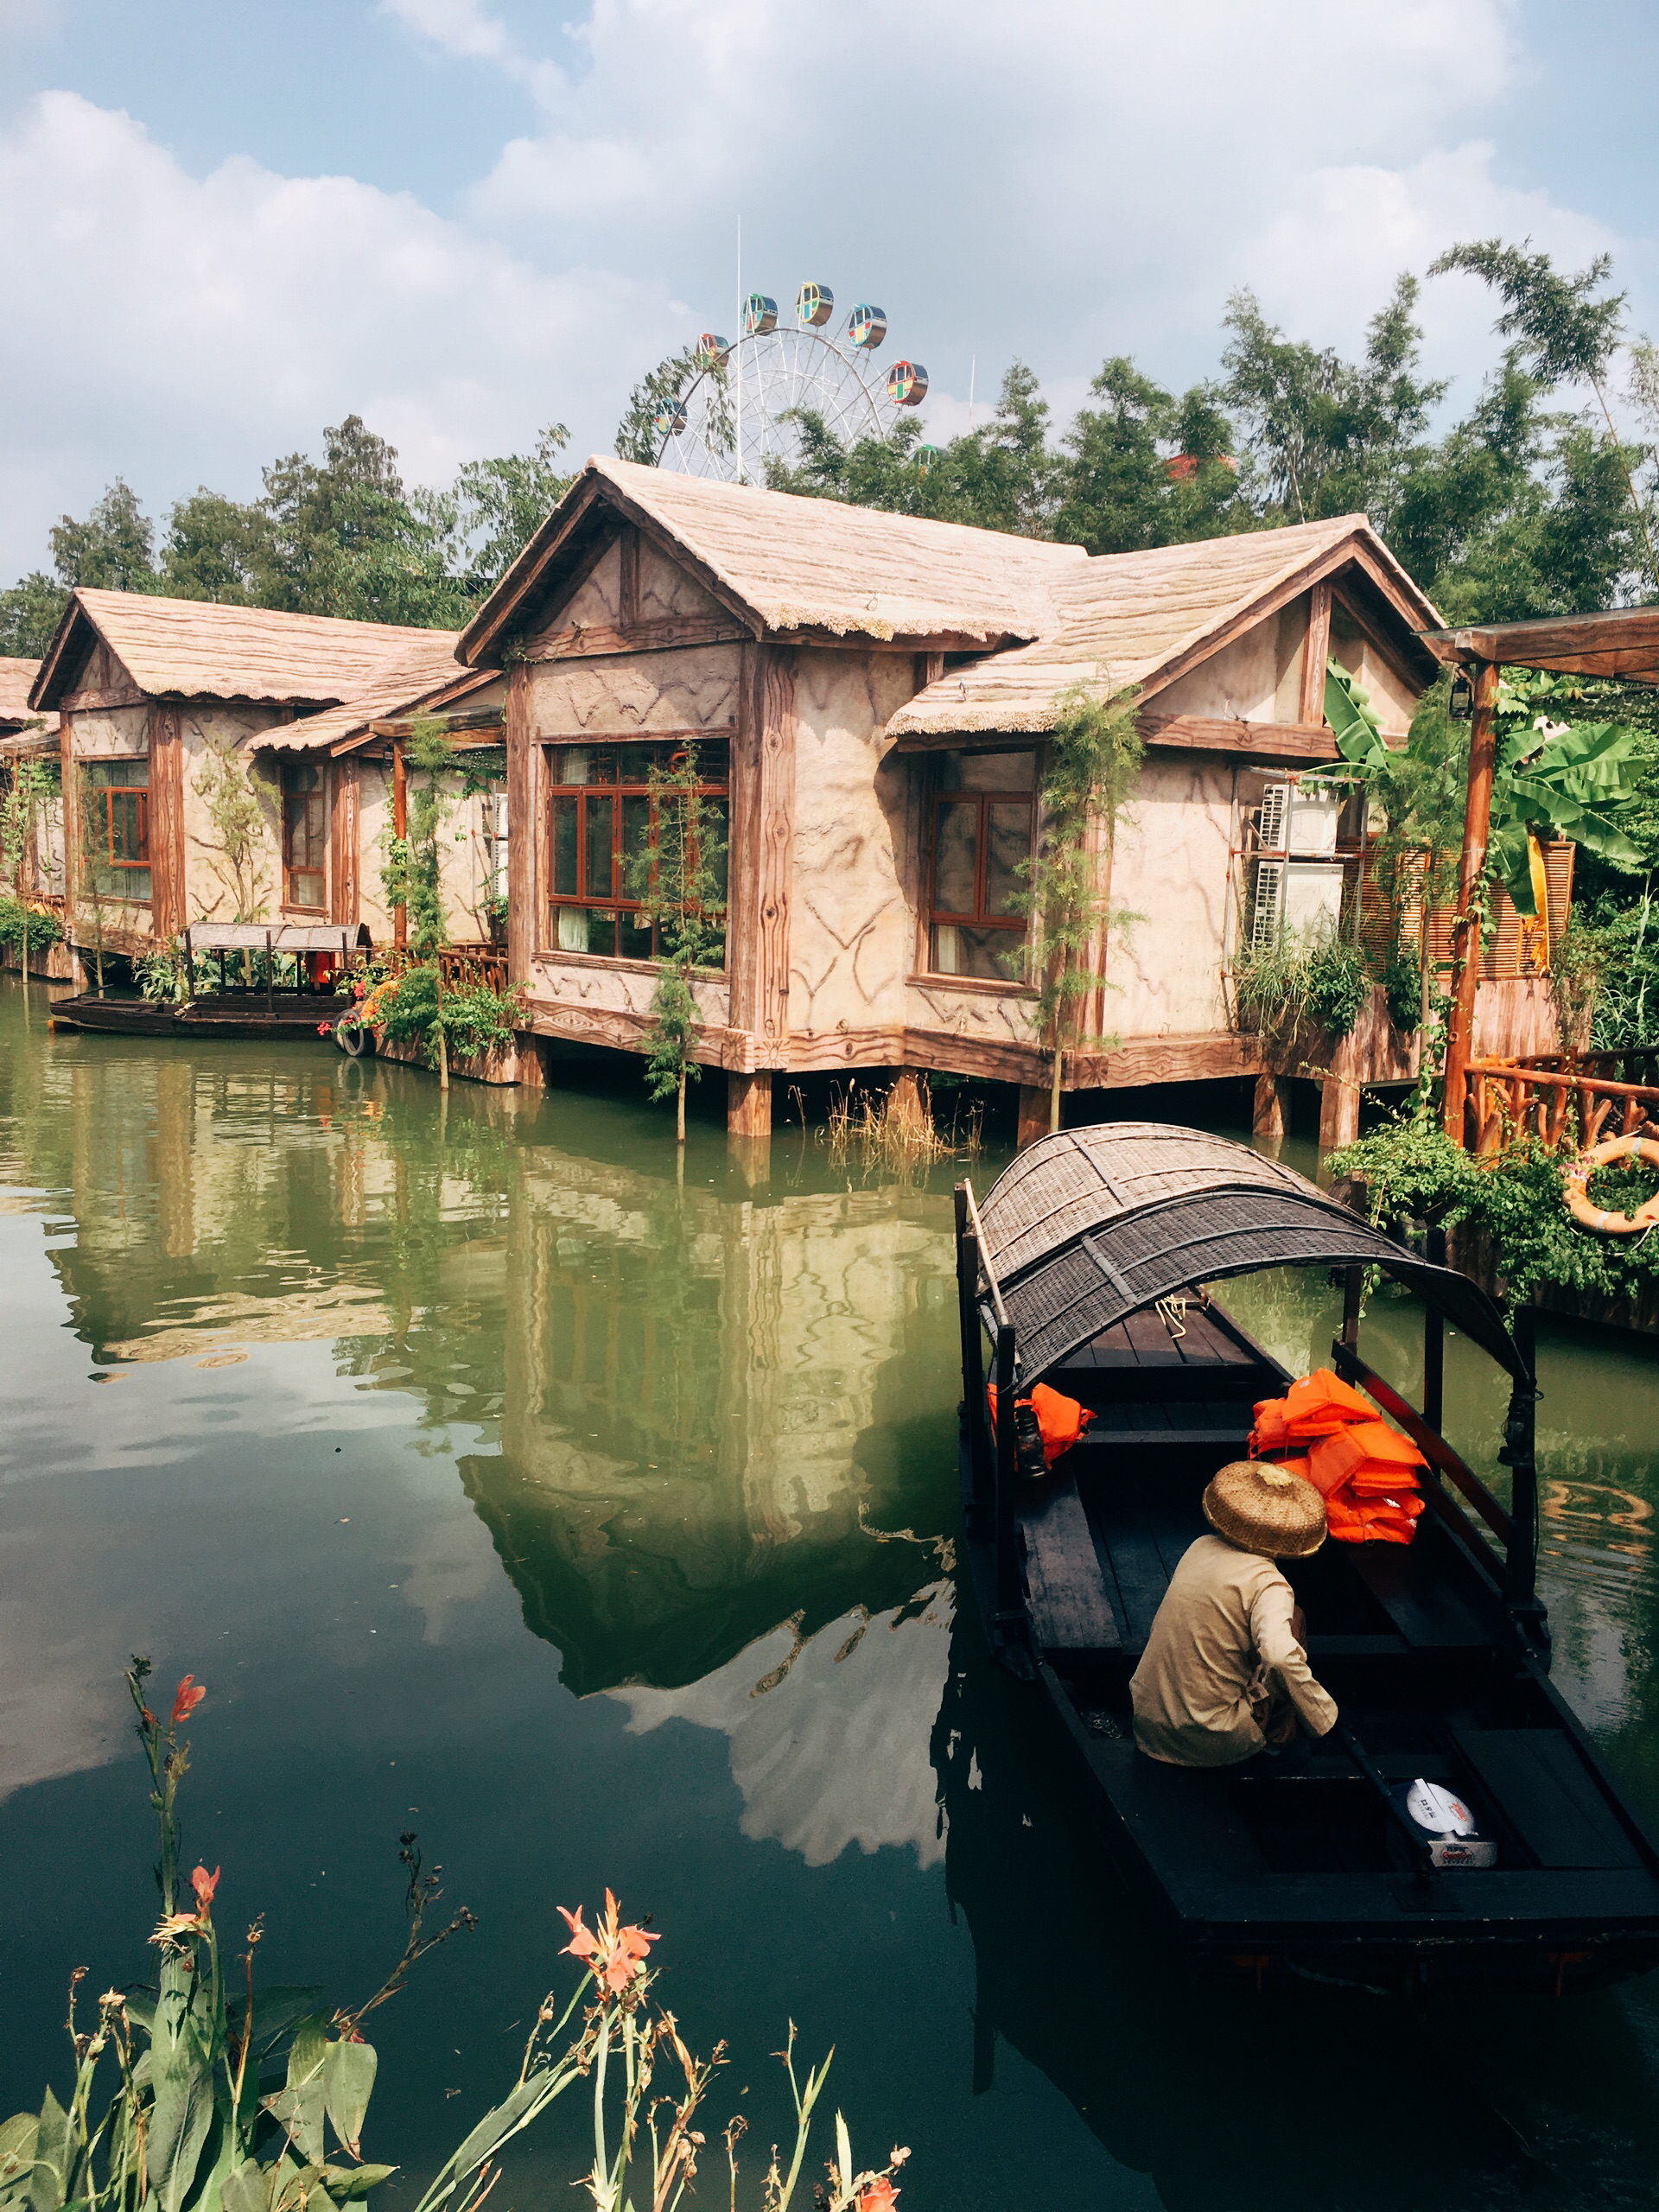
7, 978, 1659, 2209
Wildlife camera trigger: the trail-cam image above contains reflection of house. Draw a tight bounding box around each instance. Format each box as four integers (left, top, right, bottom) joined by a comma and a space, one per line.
462, 1145, 958, 1695
27, 592, 505, 965
459, 459, 1452, 1135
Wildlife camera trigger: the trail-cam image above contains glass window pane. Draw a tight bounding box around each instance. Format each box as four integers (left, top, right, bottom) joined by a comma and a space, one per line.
704, 798, 729, 905
697, 741, 728, 784
619, 744, 655, 784
556, 903, 590, 954
552, 796, 579, 896
585, 908, 618, 957
289, 871, 326, 910
957, 925, 1025, 982
109, 791, 145, 863
933, 799, 979, 918
586, 793, 614, 899
620, 908, 654, 960
985, 802, 1031, 918
557, 747, 590, 785
931, 923, 960, 975
622, 794, 652, 902
588, 748, 617, 785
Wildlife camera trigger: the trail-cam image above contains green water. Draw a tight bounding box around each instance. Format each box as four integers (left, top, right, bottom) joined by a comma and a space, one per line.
3, 971, 1659, 2209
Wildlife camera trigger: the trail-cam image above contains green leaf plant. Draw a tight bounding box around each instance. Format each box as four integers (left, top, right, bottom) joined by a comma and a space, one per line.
1011, 678, 1145, 1134
627, 743, 728, 1144
0, 1663, 909, 2212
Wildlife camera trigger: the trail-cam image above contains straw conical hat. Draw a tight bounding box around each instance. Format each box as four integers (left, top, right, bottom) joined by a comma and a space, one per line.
1204, 1459, 1326, 1557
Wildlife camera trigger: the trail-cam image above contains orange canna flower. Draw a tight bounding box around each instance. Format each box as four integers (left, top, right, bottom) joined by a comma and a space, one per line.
190, 1866, 220, 1912
556, 1890, 659, 1994
171, 1677, 207, 1726
858, 2183, 899, 2211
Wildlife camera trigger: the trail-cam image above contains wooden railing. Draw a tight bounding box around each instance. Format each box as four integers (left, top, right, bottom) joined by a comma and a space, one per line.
383, 943, 510, 995
1467, 1057, 1659, 1154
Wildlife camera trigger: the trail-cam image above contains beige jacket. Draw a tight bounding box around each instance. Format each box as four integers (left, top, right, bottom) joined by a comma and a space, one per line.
1129, 1534, 1338, 1768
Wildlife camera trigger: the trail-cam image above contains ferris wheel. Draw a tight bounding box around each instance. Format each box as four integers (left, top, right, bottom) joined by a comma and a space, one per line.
654, 283, 929, 482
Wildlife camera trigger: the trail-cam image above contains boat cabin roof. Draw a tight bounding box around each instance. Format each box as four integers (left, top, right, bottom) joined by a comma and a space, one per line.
973, 1123, 1525, 1383
187, 921, 373, 954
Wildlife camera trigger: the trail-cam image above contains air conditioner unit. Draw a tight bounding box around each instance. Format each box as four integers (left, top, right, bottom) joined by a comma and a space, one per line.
1249, 859, 1285, 950
1256, 784, 1288, 853
1256, 780, 1343, 857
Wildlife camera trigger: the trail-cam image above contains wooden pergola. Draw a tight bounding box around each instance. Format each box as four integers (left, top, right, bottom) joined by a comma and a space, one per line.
1422, 605, 1659, 1141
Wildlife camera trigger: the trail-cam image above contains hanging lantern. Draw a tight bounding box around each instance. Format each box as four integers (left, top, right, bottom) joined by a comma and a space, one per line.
1449, 671, 1474, 720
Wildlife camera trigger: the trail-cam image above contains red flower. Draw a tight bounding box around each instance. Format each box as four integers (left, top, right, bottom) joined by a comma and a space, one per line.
858, 2183, 899, 2212
190, 1866, 220, 1912
556, 1889, 659, 1994
317, 1021, 334, 1037
171, 1677, 207, 1726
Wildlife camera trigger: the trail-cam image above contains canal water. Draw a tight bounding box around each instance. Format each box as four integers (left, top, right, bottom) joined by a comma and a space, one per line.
3, 970, 1659, 2209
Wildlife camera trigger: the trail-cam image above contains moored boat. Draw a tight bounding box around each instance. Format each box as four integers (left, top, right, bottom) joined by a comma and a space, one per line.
954, 1122, 1659, 1993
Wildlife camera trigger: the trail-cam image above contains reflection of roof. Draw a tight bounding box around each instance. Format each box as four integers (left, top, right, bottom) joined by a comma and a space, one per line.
890, 517, 1442, 736
462, 454, 1088, 661
33, 588, 466, 710
100, 1284, 391, 1364
975, 1122, 1523, 1382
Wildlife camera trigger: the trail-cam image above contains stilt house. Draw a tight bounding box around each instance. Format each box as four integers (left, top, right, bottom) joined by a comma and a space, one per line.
28, 593, 505, 968
461, 458, 1509, 1136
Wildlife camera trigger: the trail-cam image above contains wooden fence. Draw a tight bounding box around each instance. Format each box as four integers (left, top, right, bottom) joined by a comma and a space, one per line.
1466, 1054, 1659, 1154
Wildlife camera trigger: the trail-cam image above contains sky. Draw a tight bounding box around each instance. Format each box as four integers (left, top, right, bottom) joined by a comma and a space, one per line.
1, 0, 1656, 583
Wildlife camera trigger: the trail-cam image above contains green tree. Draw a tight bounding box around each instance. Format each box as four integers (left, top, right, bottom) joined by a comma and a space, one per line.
445, 423, 573, 593
615, 344, 704, 467
0, 572, 68, 655
160, 489, 279, 604
261, 416, 464, 627
48, 478, 156, 592
628, 743, 728, 1142
1053, 358, 1246, 553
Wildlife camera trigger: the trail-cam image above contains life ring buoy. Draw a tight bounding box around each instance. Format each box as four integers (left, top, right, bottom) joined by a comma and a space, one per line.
1562, 1135, 1659, 1235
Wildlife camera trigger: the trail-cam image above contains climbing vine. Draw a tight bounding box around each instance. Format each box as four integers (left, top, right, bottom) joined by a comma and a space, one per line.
1014, 678, 1144, 1133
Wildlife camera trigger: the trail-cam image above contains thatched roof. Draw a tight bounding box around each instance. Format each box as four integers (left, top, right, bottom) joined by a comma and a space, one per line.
888, 517, 1444, 737
461, 455, 1088, 663
238, 663, 499, 757
0, 657, 55, 735
32, 589, 467, 712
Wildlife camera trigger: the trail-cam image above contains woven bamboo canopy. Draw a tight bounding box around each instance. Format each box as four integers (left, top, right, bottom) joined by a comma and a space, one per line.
186, 921, 372, 954
972, 1123, 1525, 1384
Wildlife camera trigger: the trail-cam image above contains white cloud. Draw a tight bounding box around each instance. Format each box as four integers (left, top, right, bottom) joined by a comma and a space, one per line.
1, 0, 1653, 582
0, 91, 685, 575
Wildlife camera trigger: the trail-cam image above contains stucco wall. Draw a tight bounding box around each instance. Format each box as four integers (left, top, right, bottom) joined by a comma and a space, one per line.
1108, 753, 1236, 1036
177, 705, 286, 925
528, 642, 741, 738
789, 650, 917, 1043
353, 760, 505, 945
1153, 603, 1306, 723
1329, 606, 1421, 734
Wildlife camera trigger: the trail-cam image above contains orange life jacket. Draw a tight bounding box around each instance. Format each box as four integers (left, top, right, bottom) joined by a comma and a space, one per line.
987, 1382, 1095, 1466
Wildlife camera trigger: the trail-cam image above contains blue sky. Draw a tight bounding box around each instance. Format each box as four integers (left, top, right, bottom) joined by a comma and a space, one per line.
2, 0, 1656, 582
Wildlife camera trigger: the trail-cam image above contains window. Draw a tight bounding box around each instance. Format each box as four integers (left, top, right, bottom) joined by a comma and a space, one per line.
81, 759, 150, 902
926, 751, 1036, 981
548, 742, 728, 963
282, 761, 327, 912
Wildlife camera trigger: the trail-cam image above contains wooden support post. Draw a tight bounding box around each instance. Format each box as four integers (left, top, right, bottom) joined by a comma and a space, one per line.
1252, 1073, 1288, 1151
954, 1185, 993, 1529
1340, 1266, 1363, 1354
728, 1070, 772, 1138
887, 1070, 927, 1138
1319, 1075, 1359, 1161
1442, 658, 1499, 1142
1016, 1084, 1050, 1151
1506, 1302, 1540, 1610
1300, 579, 1333, 730
391, 734, 408, 950
264, 929, 274, 1016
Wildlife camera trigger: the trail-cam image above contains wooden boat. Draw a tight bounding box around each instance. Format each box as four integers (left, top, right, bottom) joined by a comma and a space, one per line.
954, 1122, 1659, 1993
49, 921, 372, 1042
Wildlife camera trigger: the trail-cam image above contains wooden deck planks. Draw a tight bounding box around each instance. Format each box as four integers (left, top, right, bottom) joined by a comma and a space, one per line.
1020, 1482, 1122, 1651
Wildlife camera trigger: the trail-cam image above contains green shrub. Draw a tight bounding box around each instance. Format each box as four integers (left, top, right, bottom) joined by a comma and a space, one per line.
1232, 933, 1370, 1048
0, 894, 63, 955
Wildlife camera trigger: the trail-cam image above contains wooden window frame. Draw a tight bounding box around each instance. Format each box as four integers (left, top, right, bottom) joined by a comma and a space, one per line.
925, 782, 1034, 980
281, 761, 328, 915
82, 760, 151, 901
545, 741, 729, 968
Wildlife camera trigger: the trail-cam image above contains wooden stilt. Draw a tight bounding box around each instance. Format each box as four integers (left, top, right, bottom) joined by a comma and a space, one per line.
1442, 658, 1499, 1142
887, 1070, 927, 1137
728, 1070, 772, 1139
1016, 1084, 1050, 1151
1319, 1076, 1360, 1160
1252, 1073, 1288, 1150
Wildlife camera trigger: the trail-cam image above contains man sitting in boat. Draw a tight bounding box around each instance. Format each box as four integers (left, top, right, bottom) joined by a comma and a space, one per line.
1130, 1460, 1338, 1768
